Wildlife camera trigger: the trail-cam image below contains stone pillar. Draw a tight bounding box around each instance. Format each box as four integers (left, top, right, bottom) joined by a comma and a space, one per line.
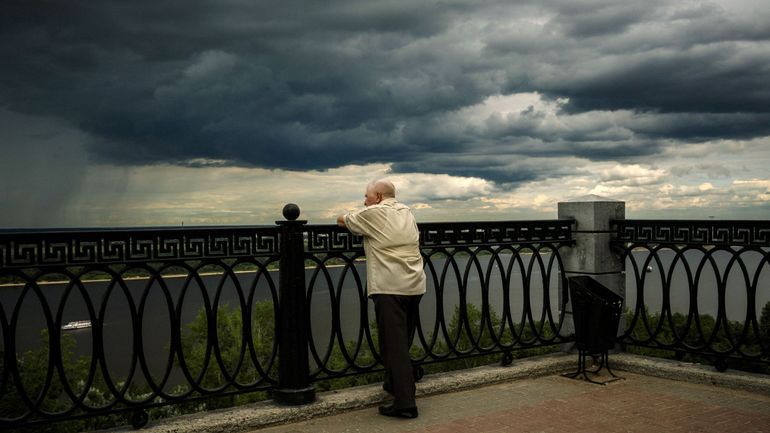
557, 195, 625, 352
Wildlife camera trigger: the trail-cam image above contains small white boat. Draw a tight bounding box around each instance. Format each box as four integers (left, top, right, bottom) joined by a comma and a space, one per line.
62, 320, 92, 330
646, 266, 653, 272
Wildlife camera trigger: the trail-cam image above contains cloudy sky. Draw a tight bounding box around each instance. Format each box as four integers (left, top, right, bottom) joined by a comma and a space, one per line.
1, 0, 769, 227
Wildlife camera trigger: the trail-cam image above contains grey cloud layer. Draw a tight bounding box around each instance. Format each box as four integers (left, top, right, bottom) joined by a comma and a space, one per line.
2, 0, 769, 184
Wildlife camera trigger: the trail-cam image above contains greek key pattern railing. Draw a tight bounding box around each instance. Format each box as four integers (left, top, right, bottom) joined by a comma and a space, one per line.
305, 226, 363, 253
0, 227, 279, 268
304, 220, 574, 254
611, 219, 770, 372
420, 220, 573, 247
613, 220, 770, 247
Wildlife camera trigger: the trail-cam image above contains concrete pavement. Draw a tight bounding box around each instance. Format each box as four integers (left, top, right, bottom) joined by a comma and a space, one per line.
105, 353, 770, 433
254, 371, 770, 433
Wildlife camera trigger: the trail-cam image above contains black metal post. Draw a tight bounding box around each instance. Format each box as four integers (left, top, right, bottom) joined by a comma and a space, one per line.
273, 203, 316, 405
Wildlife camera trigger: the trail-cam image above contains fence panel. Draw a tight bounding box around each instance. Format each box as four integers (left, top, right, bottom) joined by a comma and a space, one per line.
611, 220, 770, 372
0, 227, 281, 428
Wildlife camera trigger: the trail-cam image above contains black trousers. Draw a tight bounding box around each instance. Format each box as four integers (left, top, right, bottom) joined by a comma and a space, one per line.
372, 294, 422, 409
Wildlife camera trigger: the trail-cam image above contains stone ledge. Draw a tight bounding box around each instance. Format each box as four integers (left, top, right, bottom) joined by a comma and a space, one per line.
100, 352, 770, 433
100, 353, 574, 433
611, 352, 770, 396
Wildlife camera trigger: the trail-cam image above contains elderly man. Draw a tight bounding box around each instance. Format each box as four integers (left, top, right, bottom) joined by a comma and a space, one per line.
337, 180, 426, 419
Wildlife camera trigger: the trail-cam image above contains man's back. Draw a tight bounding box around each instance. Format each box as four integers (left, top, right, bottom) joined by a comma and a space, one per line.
344, 198, 426, 297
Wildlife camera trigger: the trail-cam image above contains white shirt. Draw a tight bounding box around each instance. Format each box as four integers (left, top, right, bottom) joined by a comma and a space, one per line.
344, 198, 427, 296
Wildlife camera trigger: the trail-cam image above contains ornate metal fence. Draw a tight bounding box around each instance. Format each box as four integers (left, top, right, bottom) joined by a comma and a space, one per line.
0, 216, 574, 429
611, 220, 770, 371
0, 227, 281, 429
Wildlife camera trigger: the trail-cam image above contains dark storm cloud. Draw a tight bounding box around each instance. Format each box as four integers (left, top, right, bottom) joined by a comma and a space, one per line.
498, 2, 770, 115
391, 155, 562, 186
545, 2, 660, 38
2, 0, 769, 184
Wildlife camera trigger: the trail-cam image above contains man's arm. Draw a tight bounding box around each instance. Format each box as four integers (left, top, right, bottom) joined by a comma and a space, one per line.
337, 214, 347, 227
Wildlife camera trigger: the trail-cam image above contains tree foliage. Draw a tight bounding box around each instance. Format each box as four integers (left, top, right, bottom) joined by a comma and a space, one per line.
625, 301, 770, 374
760, 301, 770, 349
176, 301, 275, 410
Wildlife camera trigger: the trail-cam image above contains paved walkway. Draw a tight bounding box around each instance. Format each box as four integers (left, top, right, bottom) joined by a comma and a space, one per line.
115, 354, 770, 433
254, 372, 770, 433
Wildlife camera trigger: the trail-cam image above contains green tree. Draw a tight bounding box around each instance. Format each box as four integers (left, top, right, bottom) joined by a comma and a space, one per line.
315, 329, 381, 392
0, 329, 108, 433
178, 300, 275, 410
760, 301, 770, 350
421, 303, 557, 373
625, 306, 769, 374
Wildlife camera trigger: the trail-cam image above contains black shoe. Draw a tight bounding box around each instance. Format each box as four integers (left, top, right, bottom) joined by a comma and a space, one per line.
378, 404, 418, 419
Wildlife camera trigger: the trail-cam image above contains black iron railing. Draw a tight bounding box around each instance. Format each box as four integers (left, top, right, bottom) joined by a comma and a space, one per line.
0, 215, 575, 429
0, 226, 282, 429
611, 220, 770, 371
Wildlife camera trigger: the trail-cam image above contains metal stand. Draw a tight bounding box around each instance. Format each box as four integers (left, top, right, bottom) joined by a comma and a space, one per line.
562, 350, 623, 385
563, 276, 624, 385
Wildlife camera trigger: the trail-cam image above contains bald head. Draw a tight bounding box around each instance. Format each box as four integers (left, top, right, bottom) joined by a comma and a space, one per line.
370, 179, 396, 198
364, 179, 396, 206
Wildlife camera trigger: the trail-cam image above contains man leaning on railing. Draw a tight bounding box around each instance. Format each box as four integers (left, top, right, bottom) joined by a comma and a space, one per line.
337, 179, 426, 419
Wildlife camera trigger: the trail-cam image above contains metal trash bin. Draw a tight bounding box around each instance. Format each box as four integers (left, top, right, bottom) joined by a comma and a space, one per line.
562, 275, 624, 384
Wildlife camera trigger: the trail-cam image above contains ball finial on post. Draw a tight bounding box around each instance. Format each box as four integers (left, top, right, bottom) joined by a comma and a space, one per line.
282, 203, 301, 221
